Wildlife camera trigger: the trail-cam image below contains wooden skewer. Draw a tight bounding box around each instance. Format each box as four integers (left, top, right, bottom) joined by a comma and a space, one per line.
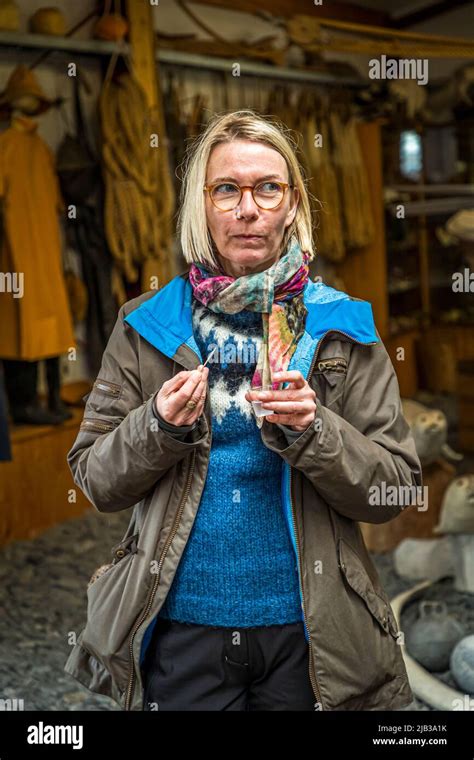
199, 345, 219, 370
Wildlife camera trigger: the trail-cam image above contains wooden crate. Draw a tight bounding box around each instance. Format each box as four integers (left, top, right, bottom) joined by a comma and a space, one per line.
0, 407, 92, 547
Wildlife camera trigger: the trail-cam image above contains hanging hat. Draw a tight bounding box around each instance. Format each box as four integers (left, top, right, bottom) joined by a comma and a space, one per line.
29, 7, 66, 36
0, 64, 57, 115
0, 1, 20, 32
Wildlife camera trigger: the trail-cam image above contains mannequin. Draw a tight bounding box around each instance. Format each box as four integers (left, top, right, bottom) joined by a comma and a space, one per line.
0, 66, 76, 425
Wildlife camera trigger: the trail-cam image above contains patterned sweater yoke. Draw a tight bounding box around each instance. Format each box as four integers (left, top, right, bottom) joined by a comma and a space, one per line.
158, 297, 303, 628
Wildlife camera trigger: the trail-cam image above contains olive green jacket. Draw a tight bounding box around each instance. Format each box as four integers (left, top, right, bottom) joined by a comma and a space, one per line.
64, 272, 421, 711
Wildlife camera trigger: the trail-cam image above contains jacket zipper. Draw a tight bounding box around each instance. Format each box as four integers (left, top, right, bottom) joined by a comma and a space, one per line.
93, 379, 122, 397
291, 328, 377, 709
124, 447, 197, 711
289, 466, 323, 709
124, 353, 212, 710
122, 332, 376, 710
80, 418, 117, 433
316, 358, 347, 373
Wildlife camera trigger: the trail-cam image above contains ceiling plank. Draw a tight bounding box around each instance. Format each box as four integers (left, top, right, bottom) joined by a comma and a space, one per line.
393, 0, 473, 28
188, 0, 392, 27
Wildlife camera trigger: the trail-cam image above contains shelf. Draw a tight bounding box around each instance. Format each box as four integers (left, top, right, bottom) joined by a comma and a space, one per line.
387, 197, 474, 216
388, 279, 420, 294
0, 29, 122, 57
431, 278, 458, 288
387, 184, 474, 196
0, 30, 366, 86
431, 320, 474, 328
157, 48, 365, 86
387, 242, 418, 253
386, 328, 421, 340
9, 405, 84, 444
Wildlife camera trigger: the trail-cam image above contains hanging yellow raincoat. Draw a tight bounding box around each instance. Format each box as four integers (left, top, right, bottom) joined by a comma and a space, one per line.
0, 115, 75, 360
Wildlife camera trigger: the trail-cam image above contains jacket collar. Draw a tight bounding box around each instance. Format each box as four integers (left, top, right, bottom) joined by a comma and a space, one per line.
124, 272, 379, 376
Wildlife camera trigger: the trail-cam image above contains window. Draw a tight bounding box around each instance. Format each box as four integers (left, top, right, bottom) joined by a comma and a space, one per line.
400, 130, 422, 181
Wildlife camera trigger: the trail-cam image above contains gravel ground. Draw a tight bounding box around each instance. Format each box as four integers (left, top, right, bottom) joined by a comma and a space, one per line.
0, 502, 470, 712
0, 508, 129, 711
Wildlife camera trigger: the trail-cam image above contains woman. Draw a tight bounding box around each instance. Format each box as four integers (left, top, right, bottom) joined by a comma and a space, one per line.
64, 110, 422, 712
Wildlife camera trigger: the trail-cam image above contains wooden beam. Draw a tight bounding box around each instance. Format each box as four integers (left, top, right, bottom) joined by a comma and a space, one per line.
125, 0, 173, 287
393, 0, 472, 29
189, 0, 392, 27
125, 0, 158, 108
336, 120, 389, 341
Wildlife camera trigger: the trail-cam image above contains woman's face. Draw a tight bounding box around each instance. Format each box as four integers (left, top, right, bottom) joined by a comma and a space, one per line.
205, 139, 299, 277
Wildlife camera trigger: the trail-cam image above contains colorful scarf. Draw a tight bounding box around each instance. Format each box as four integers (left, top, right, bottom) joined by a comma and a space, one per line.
188, 237, 310, 393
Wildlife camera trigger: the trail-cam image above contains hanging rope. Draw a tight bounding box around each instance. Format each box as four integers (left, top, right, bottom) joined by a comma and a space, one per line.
287, 15, 474, 59
297, 92, 346, 263
100, 49, 175, 283
330, 109, 375, 249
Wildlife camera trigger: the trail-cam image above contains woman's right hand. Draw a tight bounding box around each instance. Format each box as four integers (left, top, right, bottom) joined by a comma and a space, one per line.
154, 366, 209, 427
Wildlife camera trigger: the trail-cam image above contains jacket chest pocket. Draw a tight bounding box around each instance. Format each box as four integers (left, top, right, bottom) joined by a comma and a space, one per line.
311, 357, 348, 412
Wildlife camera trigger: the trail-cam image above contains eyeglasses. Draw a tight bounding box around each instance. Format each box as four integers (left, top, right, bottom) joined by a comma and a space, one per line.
204, 180, 293, 211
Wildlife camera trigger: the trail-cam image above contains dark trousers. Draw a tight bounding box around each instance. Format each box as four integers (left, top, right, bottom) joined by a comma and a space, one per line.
141, 618, 317, 711
2, 359, 38, 407
2, 357, 60, 409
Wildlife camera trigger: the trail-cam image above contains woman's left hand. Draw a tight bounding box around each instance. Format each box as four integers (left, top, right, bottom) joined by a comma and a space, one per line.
245, 370, 317, 432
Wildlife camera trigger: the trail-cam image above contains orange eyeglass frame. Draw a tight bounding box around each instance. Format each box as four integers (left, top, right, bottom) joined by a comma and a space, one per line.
203, 181, 294, 211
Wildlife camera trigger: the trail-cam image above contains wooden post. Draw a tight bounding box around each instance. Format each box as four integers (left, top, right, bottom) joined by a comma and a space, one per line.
337, 120, 389, 340
125, 0, 173, 289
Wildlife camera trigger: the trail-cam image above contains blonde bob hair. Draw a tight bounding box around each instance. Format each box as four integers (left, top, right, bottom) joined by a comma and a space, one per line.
177, 109, 315, 271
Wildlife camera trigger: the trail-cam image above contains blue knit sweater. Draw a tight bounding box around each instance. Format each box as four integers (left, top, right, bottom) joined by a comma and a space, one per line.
158, 298, 303, 628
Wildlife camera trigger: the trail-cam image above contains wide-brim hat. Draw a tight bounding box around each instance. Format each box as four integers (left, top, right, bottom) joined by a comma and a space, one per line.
0, 64, 57, 115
